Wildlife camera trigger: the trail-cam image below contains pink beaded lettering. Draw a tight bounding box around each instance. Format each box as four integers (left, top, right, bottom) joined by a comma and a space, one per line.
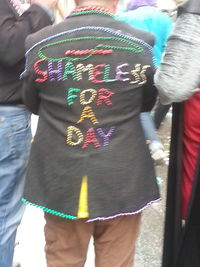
65, 49, 113, 56
34, 59, 48, 83
92, 64, 105, 84
96, 88, 114, 106
82, 128, 101, 148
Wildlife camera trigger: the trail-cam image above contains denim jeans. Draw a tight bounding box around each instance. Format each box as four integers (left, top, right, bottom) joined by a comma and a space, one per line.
0, 106, 31, 267
140, 112, 160, 142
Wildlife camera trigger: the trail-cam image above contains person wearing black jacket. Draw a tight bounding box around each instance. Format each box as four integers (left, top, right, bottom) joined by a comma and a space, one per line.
0, 0, 57, 266
21, 0, 160, 265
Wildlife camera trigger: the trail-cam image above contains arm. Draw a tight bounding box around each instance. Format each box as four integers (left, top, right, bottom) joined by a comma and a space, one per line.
0, 0, 52, 66
22, 70, 40, 114
154, 13, 200, 104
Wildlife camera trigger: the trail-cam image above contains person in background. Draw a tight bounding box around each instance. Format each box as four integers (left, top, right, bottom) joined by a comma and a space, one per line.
0, 0, 57, 266
155, 0, 200, 266
21, 0, 160, 266
117, 0, 172, 163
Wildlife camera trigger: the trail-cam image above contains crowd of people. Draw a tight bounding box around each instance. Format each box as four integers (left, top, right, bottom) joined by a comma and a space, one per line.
0, 0, 199, 266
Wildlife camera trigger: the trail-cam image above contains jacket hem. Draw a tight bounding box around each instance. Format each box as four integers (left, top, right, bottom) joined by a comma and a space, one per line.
21, 198, 77, 220
87, 197, 161, 222
22, 197, 161, 222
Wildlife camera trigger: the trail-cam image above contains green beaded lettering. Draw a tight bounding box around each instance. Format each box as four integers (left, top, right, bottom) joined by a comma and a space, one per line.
63, 62, 77, 80
104, 64, 117, 83
67, 88, 81, 106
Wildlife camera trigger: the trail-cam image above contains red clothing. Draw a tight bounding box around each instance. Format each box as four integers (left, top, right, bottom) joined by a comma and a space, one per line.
182, 91, 200, 218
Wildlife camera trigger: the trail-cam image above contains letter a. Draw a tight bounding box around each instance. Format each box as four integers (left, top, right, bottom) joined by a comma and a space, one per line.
77, 106, 99, 124
82, 128, 101, 148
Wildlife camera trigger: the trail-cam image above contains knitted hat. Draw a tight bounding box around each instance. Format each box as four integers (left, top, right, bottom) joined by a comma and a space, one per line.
127, 0, 157, 10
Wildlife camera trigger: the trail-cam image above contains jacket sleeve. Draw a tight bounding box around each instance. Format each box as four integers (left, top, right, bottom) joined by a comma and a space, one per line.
154, 13, 200, 104
0, 0, 52, 66
22, 70, 40, 115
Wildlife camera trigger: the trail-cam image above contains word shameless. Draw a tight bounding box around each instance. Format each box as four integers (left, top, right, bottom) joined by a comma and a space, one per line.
34, 59, 150, 85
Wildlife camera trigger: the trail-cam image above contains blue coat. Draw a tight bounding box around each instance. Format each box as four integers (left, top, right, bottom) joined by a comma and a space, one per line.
117, 7, 173, 66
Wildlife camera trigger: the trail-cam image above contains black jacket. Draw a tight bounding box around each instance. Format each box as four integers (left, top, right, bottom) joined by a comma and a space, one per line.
22, 11, 160, 221
0, 0, 52, 104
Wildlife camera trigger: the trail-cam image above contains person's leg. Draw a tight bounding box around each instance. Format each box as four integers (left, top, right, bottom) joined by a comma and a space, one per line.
44, 214, 94, 267
0, 106, 31, 267
94, 214, 142, 267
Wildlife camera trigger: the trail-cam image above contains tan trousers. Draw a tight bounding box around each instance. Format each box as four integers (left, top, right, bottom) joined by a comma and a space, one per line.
44, 213, 142, 267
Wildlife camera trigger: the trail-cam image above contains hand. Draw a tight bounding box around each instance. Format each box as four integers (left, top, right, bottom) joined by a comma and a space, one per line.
32, 0, 58, 9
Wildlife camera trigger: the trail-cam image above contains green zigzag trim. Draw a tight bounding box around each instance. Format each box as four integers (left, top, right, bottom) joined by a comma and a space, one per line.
21, 198, 77, 220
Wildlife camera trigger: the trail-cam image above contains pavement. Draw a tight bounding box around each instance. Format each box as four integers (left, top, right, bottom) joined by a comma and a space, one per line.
14, 115, 171, 267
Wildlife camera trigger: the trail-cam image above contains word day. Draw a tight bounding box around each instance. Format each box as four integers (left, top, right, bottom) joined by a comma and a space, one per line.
34, 59, 150, 85
67, 126, 116, 148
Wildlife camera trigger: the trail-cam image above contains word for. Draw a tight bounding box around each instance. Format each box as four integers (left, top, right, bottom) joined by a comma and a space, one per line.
67, 88, 114, 107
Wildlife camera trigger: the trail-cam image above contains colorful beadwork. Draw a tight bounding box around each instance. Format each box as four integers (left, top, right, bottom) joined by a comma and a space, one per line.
69, 6, 114, 18
37, 35, 143, 63
92, 64, 105, 84
65, 49, 113, 56
24, 26, 155, 67
77, 106, 99, 124
67, 126, 84, 146
96, 88, 114, 106
82, 128, 101, 148
21, 198, 77, 220
87, 198, 161, 222
34, 59, 48, 83
130, 64, 150, 85
116, 63, 130, 82
48, 61, 62, 81
76, 64, 94, 81
80, 89, 97, 105
104, 64, 117, 83
96, 127, 116, 146
63, 62, 77, 80
67, 88, 81, 106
